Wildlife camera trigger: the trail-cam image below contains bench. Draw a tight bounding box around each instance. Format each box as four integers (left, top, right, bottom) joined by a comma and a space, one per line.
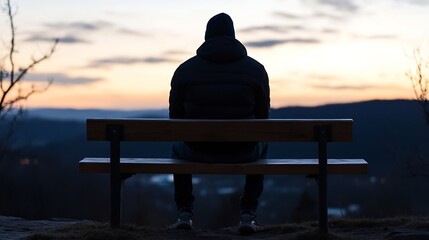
79, 118, 367, 234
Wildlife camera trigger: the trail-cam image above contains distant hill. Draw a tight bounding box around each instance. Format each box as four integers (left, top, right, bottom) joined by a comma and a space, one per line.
4, 99, 429, 171
26, 108, 168, 121
270, 100, 429, 174
4, 99, 429, 180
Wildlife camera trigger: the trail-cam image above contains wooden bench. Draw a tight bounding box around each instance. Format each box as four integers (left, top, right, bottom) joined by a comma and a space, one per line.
79, 118, 367, 234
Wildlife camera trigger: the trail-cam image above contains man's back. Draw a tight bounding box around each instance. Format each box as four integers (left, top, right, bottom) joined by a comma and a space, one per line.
169, 13, 270, 154
170, 36, 269, 120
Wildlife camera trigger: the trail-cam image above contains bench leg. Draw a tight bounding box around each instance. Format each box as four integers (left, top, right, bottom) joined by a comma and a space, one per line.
316, 176, 328, 234
111, 174, 131, 228
317, 126, 329, 234
110, 138, 121, 228
107, 124, 125, 228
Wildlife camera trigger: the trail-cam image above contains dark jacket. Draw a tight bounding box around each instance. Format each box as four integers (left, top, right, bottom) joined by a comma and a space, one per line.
169, 14, 270, 154
169, 37, 270, 120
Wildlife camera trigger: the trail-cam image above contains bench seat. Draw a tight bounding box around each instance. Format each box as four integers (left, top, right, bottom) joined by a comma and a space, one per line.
79, 158, 367, 175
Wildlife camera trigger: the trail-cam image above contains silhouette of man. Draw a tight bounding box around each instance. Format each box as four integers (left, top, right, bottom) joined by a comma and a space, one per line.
169, 13, 270, 234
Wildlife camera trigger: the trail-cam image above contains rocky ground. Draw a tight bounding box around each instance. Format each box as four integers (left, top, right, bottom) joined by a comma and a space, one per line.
1, 215, 429, 240
0, 216, 93, 240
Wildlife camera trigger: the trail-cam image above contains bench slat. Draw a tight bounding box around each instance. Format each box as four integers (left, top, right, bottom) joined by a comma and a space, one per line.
79, 158, 367, 175
87, 119, 353, 142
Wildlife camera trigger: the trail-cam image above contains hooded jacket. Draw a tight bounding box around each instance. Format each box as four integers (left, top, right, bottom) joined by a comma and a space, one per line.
169, 13, 270, 154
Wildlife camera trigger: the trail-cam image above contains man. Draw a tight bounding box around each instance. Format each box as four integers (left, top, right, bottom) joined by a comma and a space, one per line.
169, 13, 270, 234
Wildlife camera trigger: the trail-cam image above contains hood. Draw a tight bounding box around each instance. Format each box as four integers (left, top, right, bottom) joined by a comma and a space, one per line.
196, 36, 247, 63
205, 13, 235, 40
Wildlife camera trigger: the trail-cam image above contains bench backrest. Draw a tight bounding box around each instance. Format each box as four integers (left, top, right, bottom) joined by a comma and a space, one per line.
87, 119, 353, 142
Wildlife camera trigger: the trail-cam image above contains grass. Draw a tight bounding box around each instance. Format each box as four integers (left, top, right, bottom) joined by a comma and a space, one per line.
24, 216, 429, 240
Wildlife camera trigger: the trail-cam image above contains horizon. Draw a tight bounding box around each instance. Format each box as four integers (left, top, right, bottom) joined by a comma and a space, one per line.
24, 98, 415, 111
1, 0, 427, 109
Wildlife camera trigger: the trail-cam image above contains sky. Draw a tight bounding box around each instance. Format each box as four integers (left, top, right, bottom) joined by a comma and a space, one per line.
1, 0, 428, 110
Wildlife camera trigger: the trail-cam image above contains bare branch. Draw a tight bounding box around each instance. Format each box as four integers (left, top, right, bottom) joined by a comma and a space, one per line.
15, 38, 59, 83
408, 47, 429, 124
0, 37, 58, 113
7, 0, 16, 86
4, 80, 52, 109
0, 0, 58, 116
405, 44, 429, 178
0, 0, 58, 161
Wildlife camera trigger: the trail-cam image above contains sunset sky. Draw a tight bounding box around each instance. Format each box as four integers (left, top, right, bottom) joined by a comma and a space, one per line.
1, 0, 428, 109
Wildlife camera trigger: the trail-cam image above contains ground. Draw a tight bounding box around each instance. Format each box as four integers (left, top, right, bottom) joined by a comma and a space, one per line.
1, 216, 429, 240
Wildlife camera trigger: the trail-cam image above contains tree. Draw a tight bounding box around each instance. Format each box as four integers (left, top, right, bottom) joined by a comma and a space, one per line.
0, 0, 58, 160
406, 45, 429, 177
407, 47, 429, 125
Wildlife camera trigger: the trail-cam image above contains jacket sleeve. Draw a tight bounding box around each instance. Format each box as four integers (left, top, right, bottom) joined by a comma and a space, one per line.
255, 67, 270, 119
169, 68, 186, 119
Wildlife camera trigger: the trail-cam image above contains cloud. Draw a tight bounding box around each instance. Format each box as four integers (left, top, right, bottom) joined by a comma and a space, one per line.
321, 28, 338, 34
317, 0, 359, 13
27, 21, 145, 46
274, 10, 347, 21
44, 21, 145, 36
164, 50, 190, 55
400, 0, 429, 5
45, 21, 112, 31
307, 74, 341, 82
25, 73, 100, 85
240, 25, 304, 33
245, 38, 321, 48
313, 11, 344, 20
88, 56, 176, 68
272, 11, 345, 36
116, 28, 146, 36
307, 74, 379, 90
367, 35, 397, 40
273, 12, 303, 19
25, 35, 90, 44
350, 34, 398, 40
311, 84, 378, 90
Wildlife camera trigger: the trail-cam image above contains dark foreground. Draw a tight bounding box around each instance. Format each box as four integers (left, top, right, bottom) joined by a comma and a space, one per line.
2, 216, 429, 240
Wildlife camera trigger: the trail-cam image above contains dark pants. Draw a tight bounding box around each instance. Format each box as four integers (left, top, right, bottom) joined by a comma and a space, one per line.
172, 142, 268, 214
